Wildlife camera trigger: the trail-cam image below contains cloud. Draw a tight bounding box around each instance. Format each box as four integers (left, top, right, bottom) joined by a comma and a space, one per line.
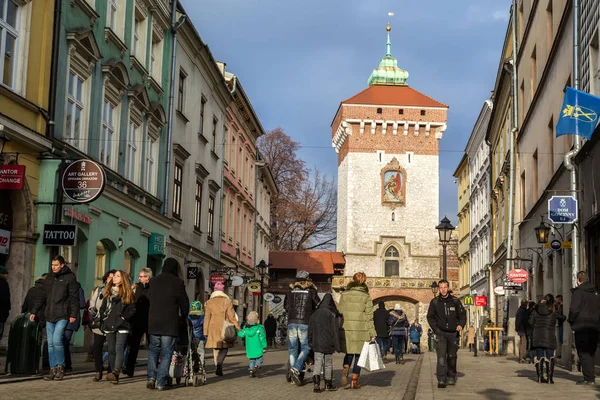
492, 10, 510, 22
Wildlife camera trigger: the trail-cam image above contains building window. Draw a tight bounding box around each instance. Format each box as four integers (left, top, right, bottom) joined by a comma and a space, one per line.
532, 149, 538, 200
548, 117, 554, 171
194, 180, 202, 231
231, 135, 237, 173
399, 109, 404, 115
207, 194, 215, 241
530, 46, 537, 99
376, 107, 382, 114
95, 241, 110, 288
150, 40, 157, 76
100, 100, 117, 169
384, 245, 400, 277
132, 18, 140, 56
107, 0, 117, 31
0, 0, 18, 88
420, 110, 426, 116
212, 117, 217, 153
144, 134, 157, 195
125, 122, 139, 184
123, 249, 135, 276
200, 97, 206, 136
172, 163, 183, 218
65, 71, 86, 150
177, 69, 186, 113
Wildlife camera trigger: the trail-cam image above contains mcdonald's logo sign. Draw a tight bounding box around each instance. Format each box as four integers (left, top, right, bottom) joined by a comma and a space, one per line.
463, 296, 474, 306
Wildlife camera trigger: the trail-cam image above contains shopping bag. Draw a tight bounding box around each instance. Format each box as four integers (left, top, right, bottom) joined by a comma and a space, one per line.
357, 341, 371, 370
367, 342, 385, 371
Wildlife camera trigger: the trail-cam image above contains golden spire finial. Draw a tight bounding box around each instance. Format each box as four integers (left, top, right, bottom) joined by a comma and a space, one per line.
387, 12, 394, 31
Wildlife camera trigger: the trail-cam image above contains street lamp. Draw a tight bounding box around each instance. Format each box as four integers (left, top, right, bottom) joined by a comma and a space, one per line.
534, 216, 551, 244
436, 216, 455, 280
430, 281, 439, 297
256, 260, 268, 321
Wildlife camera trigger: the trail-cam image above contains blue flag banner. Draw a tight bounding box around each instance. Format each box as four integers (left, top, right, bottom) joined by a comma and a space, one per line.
556, 87, 600, 140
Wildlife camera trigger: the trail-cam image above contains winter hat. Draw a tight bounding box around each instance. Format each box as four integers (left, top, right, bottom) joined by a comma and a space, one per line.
295, 270, 309, 281
189, 301, 204, 316
0, 266, 7, 275
247, 311, 259, 324
162, 258, 179, 277
394, 303, 401, 311
214, 281, 225, 291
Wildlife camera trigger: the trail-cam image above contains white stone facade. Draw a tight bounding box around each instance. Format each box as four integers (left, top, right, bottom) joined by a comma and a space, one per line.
337, 151, 440, 278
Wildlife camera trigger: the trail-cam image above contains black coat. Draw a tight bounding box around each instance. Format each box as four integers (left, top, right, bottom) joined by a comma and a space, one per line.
284, 281, 320, 325
373, 303, 391, 338
22, 279, 46, 325
0, 276, 11, 323
530, 303, 565, 350
132, 282, 150, 333
100, 294, 136, 332
427, 295, 466, 334
515, 305, 529, 335
32, 266, 79, 324
308, 294, 341, 354
568, 282, 600, 332
148, 263, 189, 337
264, 315, 277, 337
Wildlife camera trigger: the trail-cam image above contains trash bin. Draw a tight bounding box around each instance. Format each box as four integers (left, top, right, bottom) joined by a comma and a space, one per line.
5, 313, 42, 375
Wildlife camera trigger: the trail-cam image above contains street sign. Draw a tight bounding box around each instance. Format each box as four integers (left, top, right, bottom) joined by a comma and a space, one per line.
187, 267, 199, 280
42, 224, 77, 246
504, 279, 523, 290
475, 295, 487, 307
562, 241, 572, 249
264, 293, 275, 302
463, 296, 474, 306
548, 195, 578, 224
507, 268, 529, 283
550, 239, 562, 251
62, 160, 105, 203
494, 286, 505, 296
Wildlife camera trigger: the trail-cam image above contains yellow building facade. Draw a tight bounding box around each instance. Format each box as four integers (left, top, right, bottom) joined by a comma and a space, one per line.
0, 0, 54, 339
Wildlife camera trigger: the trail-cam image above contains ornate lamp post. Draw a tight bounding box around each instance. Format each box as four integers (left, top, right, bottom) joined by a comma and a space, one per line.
430, 281, 439, 298
436, 216, 455, 280
256, 260, 268, 321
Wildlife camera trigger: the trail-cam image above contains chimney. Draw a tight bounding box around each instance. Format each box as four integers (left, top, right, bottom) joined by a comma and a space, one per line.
216, 61, 226, 76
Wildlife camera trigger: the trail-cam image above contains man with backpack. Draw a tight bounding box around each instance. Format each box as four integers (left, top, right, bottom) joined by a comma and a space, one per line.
427, 279, 466, 389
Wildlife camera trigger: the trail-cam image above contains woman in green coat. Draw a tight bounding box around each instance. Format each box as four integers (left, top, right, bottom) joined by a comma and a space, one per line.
337, 272, 376, 389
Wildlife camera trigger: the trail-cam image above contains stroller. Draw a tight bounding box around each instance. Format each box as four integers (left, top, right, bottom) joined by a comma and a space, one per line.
167, 318, 207, 387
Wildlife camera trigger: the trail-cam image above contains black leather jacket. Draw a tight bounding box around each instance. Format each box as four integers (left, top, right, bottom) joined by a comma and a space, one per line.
284, 281, 320, 325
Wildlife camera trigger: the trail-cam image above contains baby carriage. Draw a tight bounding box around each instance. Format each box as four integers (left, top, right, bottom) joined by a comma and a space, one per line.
167, 318, 206, 387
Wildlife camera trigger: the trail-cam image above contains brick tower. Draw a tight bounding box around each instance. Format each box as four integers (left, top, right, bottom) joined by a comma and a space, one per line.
331, 21, 450, 321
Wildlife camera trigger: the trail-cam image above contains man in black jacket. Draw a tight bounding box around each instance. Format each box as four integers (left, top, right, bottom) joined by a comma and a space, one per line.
568, 271, 600, 385
515, 300, 529, 363
427, 280, 466, 389
30, 256, 79, 381
373, 301, 391, 360
146, 258, 189, 390
284, 270, 320, 385
125, 267, 152, 377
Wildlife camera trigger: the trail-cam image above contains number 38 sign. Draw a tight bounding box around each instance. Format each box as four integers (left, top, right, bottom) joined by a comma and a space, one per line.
61, 160, 106, 203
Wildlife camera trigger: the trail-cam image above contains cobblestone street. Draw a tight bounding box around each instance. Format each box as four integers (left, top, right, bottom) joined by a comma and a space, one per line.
1, 348, 421, 400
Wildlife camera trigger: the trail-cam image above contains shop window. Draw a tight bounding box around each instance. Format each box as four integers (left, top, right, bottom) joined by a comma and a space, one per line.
123, 249, 136, 279
95, 241, 110, 288
207, 194, 215, 241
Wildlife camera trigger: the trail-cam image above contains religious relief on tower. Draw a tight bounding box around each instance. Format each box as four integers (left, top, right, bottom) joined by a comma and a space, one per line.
381, 157, 406, 207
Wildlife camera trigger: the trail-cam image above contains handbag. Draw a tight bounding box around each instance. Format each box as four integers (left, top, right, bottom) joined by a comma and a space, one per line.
221, 301, 237, 343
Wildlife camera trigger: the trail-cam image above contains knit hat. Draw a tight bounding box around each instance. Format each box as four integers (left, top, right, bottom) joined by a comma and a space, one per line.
0, 266, 7, 275
394, 303, 401, 311
247, 311, 259, 324
189, 301, 204, 316
214, 281, 225, 291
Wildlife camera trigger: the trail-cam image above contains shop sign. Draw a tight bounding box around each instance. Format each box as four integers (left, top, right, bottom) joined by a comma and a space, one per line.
504, 279, 523, 291
0, 229, 11, 254
148, 233, 165, 255
548, 195, 578, 224
463, 296, 474, 306
187, 267, 199, 280
248, 280, 262, 293
0, 165, 25, 190
494, 286, 505, 296
507, 268, 529, 284
475, 295, 488, 307
42, 224, 77, 246
272, 295, 282, 304
64, 207, 92, 224
209, 274, 226, 285
264, 293, 275, 302
61, 160, 105, 203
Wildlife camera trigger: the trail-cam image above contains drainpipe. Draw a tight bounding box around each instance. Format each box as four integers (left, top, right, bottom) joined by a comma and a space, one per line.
47, 0, 62, 141
565, 0, 581, 286
163, 1, 186, 215
505, 0, 519, 275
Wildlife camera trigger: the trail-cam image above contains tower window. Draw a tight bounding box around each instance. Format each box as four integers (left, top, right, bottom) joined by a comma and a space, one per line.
391, 212, 395, 221
377, 108, 383, 114
420, 110, 426, 116
399, 109, 404, 115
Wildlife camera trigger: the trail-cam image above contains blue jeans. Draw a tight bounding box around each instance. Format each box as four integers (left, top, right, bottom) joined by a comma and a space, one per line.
535, 348, 555, 361
287, 323, 310, 371
558, 326, 564, 345
46, 320, 69, 368
147, 335, 176, 388
343, 353, 361, 374
249, 356, 263, 370
392, 335, 406, 357
376, 337, 391, 357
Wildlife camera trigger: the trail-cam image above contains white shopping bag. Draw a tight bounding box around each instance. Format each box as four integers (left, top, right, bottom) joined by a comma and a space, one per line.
357, 341, 371, 370
367, 342, 385, 371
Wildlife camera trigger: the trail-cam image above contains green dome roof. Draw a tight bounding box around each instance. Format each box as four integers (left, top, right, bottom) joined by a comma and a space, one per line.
368, 24, 409, 86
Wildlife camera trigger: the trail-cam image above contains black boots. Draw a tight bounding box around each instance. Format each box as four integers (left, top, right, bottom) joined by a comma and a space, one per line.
548, 359, 554, 384
395, 355, 400, 364
325, 379, 337, 391
536, 360, 547, 383
216, 363, 223, 376
313, 375, 321, 393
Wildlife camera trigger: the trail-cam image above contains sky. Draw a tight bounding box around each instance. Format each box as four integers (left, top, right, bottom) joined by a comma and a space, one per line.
180, 0, 513, 225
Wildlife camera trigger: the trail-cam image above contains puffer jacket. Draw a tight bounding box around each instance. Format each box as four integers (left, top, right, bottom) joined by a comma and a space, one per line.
373, 302, 391, 338
388, 310, 409, 336
32, 266, 79, 323
530, 302, 565, 350
409, 324, 422, 342
427, 294, 466, 334
237, 323, 267, 359
337, 282, 376, 354
100, 292, 136, 333
284, 281, 320, 325
189, 315, 205, 341
568, 282, 600, 332
308, 293, 341, 354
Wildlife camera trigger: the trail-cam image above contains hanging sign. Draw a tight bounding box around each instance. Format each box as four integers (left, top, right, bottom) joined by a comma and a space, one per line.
507, 268, 529, 284
475, 295, 487, 307
0, 165, 25, 190
187, 267, 199, 280
548, 195, 578, 224
264, 293, 275, 302
248, 280, 262, 294
463, 296, 474, 306
494, 286, 505, 296
42, 224, 77, 246
0, 229, 11, 254
210, 274, 226, 285
272, 295, 282, 304
230, 276, 244, 287
61, 160, 105, 203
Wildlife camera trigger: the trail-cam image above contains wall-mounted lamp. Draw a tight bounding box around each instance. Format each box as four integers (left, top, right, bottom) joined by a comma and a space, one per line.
118, 238, 123, 248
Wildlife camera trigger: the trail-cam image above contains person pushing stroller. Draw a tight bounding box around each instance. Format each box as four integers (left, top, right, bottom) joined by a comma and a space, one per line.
188, 301, 206, 383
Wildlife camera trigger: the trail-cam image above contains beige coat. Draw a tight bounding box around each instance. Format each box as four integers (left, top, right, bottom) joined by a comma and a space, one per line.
204, 291, 240, 349
467, 326, 475, 344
